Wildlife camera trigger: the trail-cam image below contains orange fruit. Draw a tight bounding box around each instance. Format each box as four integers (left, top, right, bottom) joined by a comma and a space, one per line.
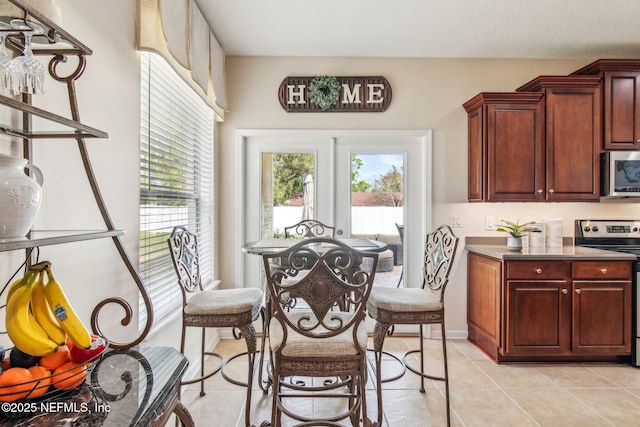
0, 367, 33, 402
51, 361, 87, 390
39, 345, 70, 371
26, 366, 51, 398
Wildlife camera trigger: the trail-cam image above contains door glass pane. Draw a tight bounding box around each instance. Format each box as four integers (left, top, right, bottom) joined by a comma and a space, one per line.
351, 153, 404, 235
261, 152, 315, 238
352, 153, 404, 287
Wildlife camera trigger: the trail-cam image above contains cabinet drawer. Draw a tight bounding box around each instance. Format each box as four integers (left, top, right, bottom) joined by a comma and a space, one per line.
506, 261, 570, 279
572, 261, 632, 280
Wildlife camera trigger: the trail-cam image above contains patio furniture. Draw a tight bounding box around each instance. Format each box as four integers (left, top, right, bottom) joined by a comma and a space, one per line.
261, 237, 379, 426
395, 223, 404, 286
167, 226, 263, 427
367, 225, 459, 426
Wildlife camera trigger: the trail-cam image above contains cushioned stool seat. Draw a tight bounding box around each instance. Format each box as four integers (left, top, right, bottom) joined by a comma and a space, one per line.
376, 249, 394, 272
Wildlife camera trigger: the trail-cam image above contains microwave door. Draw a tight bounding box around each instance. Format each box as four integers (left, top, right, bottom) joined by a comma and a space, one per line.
602, 151, 640, 198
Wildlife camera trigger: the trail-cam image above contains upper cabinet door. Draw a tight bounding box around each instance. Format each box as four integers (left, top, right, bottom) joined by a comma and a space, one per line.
467, 106, 484, 202
517, 75, 602, 202
486, 101, 545, 202
604, 71, 640, 150
463, 93, 545, 202
572, 59, 640, 150
543, 83, 602, 201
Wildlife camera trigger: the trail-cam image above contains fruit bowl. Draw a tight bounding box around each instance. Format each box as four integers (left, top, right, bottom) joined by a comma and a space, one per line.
0, 336, 109, 403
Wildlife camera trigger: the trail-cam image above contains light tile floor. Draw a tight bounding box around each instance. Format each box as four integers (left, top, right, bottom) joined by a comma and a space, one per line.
180, 336, 640, 427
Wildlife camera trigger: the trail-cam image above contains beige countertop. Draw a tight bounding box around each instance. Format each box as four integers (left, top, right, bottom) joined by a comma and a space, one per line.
465, 243, 636, 260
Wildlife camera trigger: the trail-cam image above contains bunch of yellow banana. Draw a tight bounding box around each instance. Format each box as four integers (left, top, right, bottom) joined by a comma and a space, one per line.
43, 265, 91, 350
4, 262, 92, 357
5, 262, 58, 356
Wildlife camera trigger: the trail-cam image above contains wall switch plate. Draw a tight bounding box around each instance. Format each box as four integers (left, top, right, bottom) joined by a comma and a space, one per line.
485, 216, 496, 231
450, 215, 463, 227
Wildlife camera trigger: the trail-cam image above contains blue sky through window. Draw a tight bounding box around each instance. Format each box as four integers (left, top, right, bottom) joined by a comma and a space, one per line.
355, 154, 403, 185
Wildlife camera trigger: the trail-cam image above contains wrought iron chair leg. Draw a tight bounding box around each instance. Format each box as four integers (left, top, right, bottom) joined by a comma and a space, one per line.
257, 306, 272, 394
442, 323, 451, 427
373, 321, 391, 426
239, 323, 258, 427
244, 348, 256, 427
200, 327, 206, 396
419, 326, 425, 393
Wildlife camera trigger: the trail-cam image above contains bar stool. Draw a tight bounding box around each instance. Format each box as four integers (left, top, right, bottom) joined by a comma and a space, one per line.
367, 225, 459, 426
167, 226, 263, 427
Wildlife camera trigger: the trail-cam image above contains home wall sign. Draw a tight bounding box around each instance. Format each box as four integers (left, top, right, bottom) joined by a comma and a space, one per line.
278, 76, 392, 112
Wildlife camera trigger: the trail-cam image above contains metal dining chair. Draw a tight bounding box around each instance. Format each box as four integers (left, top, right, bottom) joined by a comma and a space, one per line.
261, 237, 379, 427
367, 224, 459, 426
167, 226, 263, 427
258, 219, 337, 393
283, 219, 336, 238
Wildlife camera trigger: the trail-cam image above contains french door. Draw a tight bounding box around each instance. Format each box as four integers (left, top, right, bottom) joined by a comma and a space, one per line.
236, 130, 432, 295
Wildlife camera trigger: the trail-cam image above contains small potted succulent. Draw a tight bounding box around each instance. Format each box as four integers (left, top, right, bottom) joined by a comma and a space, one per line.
496, 219, 541, 250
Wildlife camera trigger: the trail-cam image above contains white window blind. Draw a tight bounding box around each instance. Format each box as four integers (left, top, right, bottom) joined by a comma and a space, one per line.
139, 52, 214, 331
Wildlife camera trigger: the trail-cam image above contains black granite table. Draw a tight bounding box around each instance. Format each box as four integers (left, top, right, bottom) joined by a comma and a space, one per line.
0, 346, 194, 427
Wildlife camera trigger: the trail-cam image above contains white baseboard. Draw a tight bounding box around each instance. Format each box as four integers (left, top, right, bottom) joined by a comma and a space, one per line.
385, 324, 469, 339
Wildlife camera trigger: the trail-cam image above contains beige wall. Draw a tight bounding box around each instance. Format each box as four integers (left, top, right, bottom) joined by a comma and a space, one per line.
219, 56, 640, 335
1, 0, 638, 358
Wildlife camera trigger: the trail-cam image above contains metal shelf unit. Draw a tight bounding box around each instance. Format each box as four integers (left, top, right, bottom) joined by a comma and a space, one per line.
0, 0, 152, 349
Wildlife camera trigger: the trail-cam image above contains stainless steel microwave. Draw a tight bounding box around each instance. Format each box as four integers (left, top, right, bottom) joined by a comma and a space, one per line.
601, 151, 640, 198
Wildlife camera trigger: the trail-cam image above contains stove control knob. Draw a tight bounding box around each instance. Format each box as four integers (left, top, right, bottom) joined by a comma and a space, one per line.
584, 226, 591, 232
633, 227, 638, 232
592, 226, 599, 232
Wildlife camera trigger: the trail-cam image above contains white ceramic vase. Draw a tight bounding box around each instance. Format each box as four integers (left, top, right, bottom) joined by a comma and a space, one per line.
506, 236, 523, 251
0, 154, 43, 238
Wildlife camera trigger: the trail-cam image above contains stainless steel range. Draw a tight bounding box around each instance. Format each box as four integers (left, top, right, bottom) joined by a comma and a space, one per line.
575, 219, 640, 366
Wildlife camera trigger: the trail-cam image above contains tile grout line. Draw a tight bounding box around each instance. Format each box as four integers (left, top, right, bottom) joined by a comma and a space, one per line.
454, 340, 541, 427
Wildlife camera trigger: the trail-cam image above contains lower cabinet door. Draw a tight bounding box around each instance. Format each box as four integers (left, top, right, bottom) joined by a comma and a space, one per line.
505, 280, 571, 355
572, 281, 632, 355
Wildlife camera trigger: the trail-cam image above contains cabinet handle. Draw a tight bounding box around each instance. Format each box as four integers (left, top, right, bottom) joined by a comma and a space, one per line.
636, 138, 640, 144
537, 189, 543, 194
535, 268, 542, 274
575, 289, 582, 294
562, 288, 568, 294
600, 268, 607, 274
548, 189, 555, 194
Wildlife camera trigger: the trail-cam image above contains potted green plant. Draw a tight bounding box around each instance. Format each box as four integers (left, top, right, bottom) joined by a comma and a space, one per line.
496, 219, 541, 250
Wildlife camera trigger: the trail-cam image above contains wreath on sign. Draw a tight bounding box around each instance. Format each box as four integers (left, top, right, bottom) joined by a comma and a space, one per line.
309, 76, 340, 110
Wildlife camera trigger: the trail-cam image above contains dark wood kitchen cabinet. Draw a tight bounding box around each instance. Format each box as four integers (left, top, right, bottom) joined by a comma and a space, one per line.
571, 261, 632, 355
504, 260, 571, 356
572, 59, 640, 150
463, 92, 545, 202
517, 75, 602, 202
467, 253, 632, 362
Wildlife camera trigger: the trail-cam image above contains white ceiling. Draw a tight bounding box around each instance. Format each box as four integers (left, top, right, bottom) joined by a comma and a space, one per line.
195, 0, 640, 59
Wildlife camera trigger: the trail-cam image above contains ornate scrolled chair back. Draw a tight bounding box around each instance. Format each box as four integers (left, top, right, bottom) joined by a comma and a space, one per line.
167, 225, 202, 295
263, 238, 377, 340
284, 219, 336, 239
422, 224, 459, 294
